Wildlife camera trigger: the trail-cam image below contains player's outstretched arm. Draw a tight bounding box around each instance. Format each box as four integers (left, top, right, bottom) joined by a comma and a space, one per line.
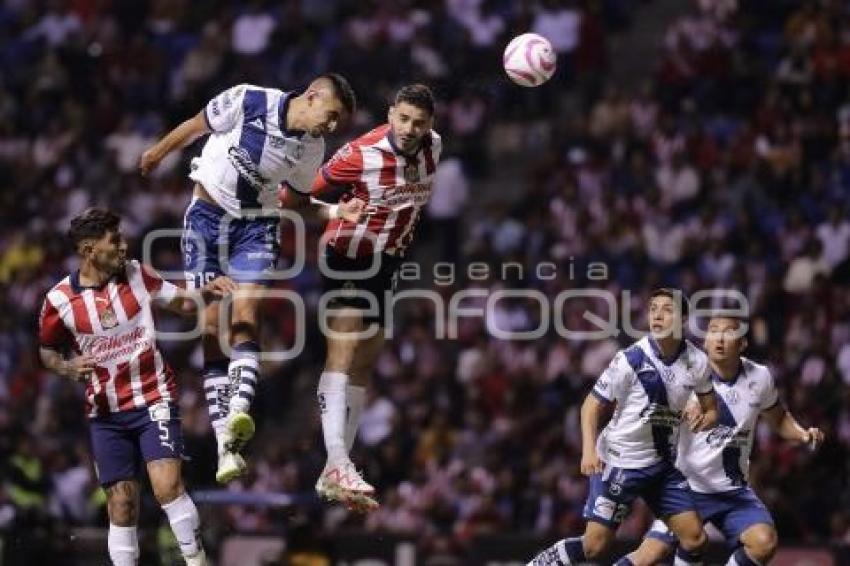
139, 111, 210, 176
39, 347, 94, 382
580, 394, 607, 476
279, 184, 366, 223
762, 403, 825, 450
160, 275, 237, 316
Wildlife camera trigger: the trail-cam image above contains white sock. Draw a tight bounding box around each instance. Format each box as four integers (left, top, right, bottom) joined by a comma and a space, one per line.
161, 492, 202, 557
108, 524, 139, 566
228, 343, 260, 415
345, 384, 367, 453
318, 371, 349, 463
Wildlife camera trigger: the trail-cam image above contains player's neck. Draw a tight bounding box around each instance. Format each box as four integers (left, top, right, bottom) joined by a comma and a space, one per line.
652, 335, 682, 362
711, 358, 740, 381
285, 95, 307, 133
78, 262, 111, 288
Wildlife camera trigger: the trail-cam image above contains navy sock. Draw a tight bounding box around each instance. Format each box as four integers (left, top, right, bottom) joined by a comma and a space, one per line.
564, 537, 586, 562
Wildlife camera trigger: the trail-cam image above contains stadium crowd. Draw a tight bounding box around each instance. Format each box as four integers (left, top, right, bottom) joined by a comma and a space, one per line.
0, 0, 849, 562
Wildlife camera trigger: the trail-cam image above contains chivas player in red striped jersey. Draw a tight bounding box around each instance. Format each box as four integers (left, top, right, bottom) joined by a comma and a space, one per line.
285, 84, 441, 511
38, 208, 235, 565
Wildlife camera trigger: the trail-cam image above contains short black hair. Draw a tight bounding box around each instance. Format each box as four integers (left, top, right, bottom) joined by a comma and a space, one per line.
394, 83, 435, 116
649, 287, 689, 316
68, 207, 120, 249
318, 72, 356, 116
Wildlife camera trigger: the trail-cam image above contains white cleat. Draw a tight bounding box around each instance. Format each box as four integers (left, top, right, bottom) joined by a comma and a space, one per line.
316, 460, 379, 512
215, 451, 247, 484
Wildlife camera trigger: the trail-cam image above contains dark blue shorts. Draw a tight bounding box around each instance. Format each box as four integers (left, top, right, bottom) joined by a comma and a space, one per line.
89, 403, 184, 486
647, 487, 774, 548
182, 198, 280, 287
584, 461, 697, 528
321, 247, 401, 327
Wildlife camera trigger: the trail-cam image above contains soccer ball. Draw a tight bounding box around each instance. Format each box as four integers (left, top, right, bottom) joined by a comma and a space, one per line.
503, 33, 557, 87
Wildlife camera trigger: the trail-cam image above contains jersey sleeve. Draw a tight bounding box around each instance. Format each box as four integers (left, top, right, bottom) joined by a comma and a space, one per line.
203, 84, 249, 133
316, 142, 363, 191
592, 351, 633, 404
286, 139, 325, 195
139, 263, 180, 303
759, 368, 780, 410
38, 296, 71, 348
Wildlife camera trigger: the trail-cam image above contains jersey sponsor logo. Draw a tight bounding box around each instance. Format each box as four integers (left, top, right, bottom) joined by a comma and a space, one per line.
639, 403, 681, 428
89, 326, 149, 364
228, 146, 269, 191
706, 425, 749, 448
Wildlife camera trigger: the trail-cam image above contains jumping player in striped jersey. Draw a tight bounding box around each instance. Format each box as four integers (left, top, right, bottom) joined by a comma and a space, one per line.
281, 84, 441, 511
139, 74, 365, 484
527, 289, 719, 566
620, 314, 825, 566
38, 208, 236, 566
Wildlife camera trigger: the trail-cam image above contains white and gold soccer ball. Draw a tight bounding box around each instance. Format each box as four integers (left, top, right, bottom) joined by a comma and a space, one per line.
503, 33, 557, 87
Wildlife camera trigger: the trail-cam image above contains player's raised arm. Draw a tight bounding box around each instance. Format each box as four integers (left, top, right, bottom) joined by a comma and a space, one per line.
581, 352, 627, 476
278, 142, 366, 223
139, 111, 210, 176
139, 263, 236, 316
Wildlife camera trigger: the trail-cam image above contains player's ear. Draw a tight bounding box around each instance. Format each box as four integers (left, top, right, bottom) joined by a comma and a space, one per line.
739, 336, 748, 353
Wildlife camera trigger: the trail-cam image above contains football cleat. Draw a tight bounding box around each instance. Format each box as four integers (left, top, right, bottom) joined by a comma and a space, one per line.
316, 460, 378, 512
526, 540, 567, 566
215, 451, 247, 484
224, 411, 255, 453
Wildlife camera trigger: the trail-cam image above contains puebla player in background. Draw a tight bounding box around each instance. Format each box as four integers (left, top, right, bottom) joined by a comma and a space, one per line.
139, 74, 365, 484
527, 288, 719, 566
621, 314, 825, 566
281, 84, 441, 511
38, 208, 236, 566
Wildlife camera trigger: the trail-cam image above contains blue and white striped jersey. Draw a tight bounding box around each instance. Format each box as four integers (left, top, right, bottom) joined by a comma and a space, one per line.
189, 84, 324, 217
677, 357, 779, 493
592, 336, 713, 469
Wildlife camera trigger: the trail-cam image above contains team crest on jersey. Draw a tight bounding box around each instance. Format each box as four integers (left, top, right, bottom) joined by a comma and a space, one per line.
403, 161, 420, 182
99, 306, 118, 329
725, 389, 740, 405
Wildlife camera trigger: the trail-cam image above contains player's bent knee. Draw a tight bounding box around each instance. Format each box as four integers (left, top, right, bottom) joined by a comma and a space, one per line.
583, 525, 613, 559
678, 528, 707, 552
152, 477, 184, 505
106, 481, 139, 526
743, 525, 778, 560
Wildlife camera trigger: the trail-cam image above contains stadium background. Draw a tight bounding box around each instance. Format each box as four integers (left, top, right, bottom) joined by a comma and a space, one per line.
1, 0, 849, 564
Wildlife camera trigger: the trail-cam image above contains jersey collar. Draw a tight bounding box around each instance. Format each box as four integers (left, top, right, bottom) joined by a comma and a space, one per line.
711, 360, 743, 386
279, 89, 306, 138
648, 336, 687, 366
71, 269, 113, 294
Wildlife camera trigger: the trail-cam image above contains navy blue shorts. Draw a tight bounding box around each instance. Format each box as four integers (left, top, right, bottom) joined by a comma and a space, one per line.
647, 487, 774, 547
182, 198, 280, 287
89, 403, 184, 487
321, 247, 401, 327
584, 461, 697, 528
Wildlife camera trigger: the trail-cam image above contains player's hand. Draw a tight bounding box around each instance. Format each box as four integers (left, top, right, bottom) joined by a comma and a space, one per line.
683, 400, 705, 431
139, 147, 161, 177
338, 198, 366, 223
580, 451, 605, 476
202, 276, 238, 299
63, 354, 96, 382
801, 427, 825, 450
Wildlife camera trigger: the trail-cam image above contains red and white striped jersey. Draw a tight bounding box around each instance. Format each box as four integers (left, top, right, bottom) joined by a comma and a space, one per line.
315, 123, 442, 258
38, 260, 180, 418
